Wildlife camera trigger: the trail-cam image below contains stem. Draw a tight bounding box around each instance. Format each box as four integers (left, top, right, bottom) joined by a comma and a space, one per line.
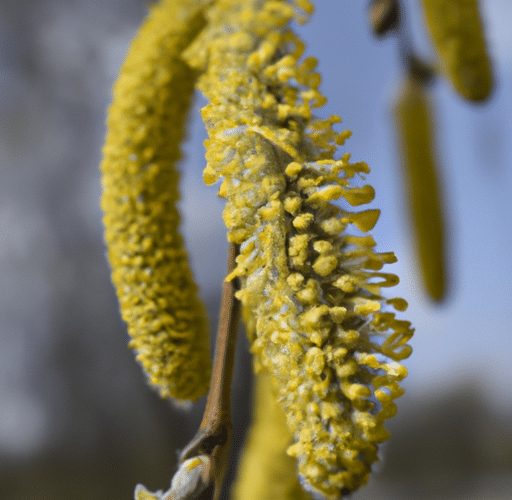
200, 242, 240, 432
178, 242, 241, 500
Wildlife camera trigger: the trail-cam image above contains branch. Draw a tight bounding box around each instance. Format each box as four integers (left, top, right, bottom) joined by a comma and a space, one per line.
161, 243, 241, 500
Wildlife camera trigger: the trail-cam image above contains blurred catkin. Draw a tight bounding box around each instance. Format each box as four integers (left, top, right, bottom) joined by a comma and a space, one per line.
232, 372, 311, 500
420, 0, 493, 101
394, 75, 446, 301
100, 0, 211, 403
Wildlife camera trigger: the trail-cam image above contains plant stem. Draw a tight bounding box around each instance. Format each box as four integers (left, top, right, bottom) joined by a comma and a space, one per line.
179, 242, 241, 500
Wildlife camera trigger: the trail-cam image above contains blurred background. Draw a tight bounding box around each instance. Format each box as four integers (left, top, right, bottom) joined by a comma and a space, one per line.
0, 0, 511, 498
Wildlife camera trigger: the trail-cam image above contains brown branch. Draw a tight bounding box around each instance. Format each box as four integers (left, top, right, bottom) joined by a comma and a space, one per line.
175, 242, 241, 500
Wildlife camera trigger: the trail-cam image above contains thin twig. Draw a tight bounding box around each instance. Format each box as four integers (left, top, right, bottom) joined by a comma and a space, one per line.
174, 242, 241, 500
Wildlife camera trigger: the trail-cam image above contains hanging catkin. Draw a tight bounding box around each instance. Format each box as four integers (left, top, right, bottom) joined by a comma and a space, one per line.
100, 0, 211, 403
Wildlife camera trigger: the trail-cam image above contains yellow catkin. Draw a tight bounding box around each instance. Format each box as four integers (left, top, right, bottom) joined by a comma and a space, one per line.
100, 0, 211, 403
232, 372, 311, 500
184, 0, 414, 497
420, 0, 493, 101
394, 76, 446, 301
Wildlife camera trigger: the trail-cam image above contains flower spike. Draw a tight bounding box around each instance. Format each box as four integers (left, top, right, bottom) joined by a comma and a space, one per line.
232, 371, 311, 500
100, 0, 211, 403
420, 0, 493, 101
394, 73, 446, 301
184, 0, 413, 496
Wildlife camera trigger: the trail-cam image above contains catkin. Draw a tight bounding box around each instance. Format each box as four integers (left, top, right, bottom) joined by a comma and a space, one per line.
232, 372, 311, 500
394, 76, 446, 301
184, 0, 413, 496
100, 0, 211, 403
421, 0, 493, 101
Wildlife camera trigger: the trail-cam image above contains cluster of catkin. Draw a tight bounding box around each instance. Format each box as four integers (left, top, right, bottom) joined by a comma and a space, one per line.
102, 0, 508, 498
390, 0, 493, 301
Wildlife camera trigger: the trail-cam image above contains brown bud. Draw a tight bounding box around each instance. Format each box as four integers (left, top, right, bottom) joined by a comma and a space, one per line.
369, 0, 400, 37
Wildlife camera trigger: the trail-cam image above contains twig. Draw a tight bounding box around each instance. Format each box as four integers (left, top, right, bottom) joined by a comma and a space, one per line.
164, 243, 241, 500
